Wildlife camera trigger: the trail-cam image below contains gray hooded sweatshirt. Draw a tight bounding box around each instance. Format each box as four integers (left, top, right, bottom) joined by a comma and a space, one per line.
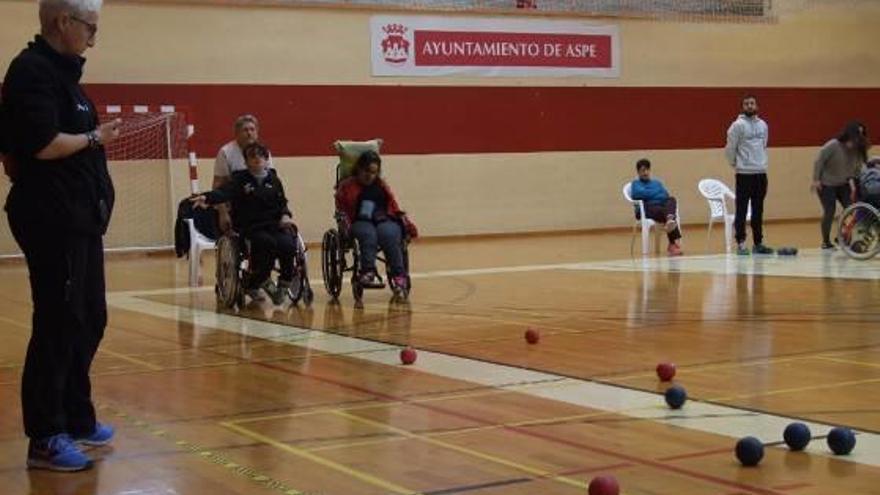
725, 114, 769, 174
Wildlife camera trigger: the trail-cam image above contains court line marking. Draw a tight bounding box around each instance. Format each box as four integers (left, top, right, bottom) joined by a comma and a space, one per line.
98, 404, 306, 495
221, 421, 419, 495
107, 293, 880, 470
814, 355, 880, 370
0, 314, 166, 372
107, 251, 880, 304
297, 411, 614, 453
229, 378, 568, 426
709, 377, 880, 402
331, 410, 589, 490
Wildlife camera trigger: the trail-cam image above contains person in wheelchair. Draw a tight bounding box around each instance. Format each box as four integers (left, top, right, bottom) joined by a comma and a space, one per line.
335, 150, 418, 293
192, 142, 298, 304
859, 157, 880, 208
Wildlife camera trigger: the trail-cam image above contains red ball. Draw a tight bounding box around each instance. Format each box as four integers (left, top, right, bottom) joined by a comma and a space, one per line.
400, 347, 417, 365
656, 362, 676, 382
525, 328, 540, 344
588, 475, 620, 495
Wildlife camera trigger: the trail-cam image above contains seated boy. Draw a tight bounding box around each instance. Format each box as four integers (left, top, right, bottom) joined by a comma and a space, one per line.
192, 142, 297, 304
859, 157, 880, 208
630, 158, 683, 256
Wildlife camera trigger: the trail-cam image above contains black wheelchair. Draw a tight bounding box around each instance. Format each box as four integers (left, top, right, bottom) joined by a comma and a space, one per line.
320, 139, 411, 303
838, 200, 880, 260
215, 230, 313, 309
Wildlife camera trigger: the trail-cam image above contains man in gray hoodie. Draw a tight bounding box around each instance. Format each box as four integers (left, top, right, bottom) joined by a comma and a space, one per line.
725, 95, 773, 255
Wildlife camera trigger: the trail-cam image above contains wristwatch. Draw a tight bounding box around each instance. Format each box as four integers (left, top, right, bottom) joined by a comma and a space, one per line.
87, 130, 102, 149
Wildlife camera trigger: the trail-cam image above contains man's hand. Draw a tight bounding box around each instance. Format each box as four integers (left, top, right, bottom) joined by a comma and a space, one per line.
98, 118, 122, 146
811, 181, 822, 193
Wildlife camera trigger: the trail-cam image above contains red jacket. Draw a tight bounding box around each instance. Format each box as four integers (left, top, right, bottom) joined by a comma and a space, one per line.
335, 177, 418, 238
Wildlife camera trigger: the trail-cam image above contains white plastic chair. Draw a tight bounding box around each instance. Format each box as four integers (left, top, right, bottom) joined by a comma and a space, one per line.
622, 182, 681, 256
187, 218, 216, 287
697, 178, 750, 253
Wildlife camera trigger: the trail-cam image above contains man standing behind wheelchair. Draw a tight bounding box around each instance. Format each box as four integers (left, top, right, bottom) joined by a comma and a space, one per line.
335, 150, 418, 296
192, 142, 297, 304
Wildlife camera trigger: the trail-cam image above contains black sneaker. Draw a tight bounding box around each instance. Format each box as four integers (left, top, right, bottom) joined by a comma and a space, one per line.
821, 242, 837, 251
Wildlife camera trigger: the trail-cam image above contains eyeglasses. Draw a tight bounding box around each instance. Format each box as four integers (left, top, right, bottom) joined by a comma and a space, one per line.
70, 15, 98, 39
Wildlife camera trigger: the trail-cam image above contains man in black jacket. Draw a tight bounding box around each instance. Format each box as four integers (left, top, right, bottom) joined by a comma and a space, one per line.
3, 0, 121, 472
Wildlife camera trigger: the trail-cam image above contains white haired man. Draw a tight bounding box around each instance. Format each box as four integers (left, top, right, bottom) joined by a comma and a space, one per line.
213, 114, 273, 232
2, 0, 121, 472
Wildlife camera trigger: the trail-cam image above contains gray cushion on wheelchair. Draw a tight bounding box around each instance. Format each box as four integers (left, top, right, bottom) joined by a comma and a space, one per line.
334, 139, 383, 180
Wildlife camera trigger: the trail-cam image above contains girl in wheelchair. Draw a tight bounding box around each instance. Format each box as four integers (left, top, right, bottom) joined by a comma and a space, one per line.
192, 142, 300, 304
335, 150, 418, 295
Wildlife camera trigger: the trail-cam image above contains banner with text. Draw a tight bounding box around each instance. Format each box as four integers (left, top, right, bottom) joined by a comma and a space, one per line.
371, 16, 619, 78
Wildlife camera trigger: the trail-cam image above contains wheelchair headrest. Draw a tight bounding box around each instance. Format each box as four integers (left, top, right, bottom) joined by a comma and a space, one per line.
334, 138, 383, 181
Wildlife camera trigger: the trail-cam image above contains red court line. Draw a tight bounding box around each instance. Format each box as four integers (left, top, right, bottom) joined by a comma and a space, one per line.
115, 310, 790, 495
772, 482, 813, 491
554, 462, 635, 477
657, 446, 732, 462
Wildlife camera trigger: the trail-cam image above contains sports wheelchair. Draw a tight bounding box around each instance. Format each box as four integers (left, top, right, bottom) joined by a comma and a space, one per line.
838, 199, 880, 260
215, 230, 313, 309
320, 139, 411, 302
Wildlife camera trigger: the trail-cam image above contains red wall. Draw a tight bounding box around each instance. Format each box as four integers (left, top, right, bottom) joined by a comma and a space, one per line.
86, 84, 880, 157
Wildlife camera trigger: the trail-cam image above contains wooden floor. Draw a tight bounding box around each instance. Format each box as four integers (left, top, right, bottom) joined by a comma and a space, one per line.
2, 221, 880, 495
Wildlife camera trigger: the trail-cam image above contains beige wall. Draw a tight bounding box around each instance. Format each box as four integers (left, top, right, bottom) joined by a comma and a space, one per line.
1, 1, 879, 86
0, 147, 822, 255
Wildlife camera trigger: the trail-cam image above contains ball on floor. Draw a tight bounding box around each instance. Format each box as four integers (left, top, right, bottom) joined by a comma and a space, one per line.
827, 427, 856, 455
664, 385, 687, 409
735, 436, 765, 467
524, 327, 540, 344
783, 422, 811, 451
588, 475, 619, 495
656, 362, 676, 382
400, 347, 417, 365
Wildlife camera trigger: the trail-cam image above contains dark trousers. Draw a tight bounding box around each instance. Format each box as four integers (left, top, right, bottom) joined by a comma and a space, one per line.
734, 173, 768, 245
644, 197, 682, 243
246, 227, 297, 287
8, 215, 105, 440
352, 220, 405, 277
818, 184, 852, 244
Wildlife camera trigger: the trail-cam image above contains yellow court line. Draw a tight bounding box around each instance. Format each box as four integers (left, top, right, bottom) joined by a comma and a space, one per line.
0, 314, 164, 371
221, 421, 420, 495
710, 377, 880, 402
98, 348, 165, 371
97, 405, 305, 495
0, 315, 31, 330
605, 355, 813, 382
227, 379, 572, 426
332, 410, 589, 490
308, 411, 613, 454
814, 355, 880, 370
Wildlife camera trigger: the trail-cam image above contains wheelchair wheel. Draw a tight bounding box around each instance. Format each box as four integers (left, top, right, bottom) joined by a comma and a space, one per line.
287, 255, 314, 306
215, 235, 244, 309
838, 202, 880, 260
322, 229, 344, 299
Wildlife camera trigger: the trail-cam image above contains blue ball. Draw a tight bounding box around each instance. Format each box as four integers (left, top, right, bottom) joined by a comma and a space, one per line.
664, 386, 687, 409
783, 422, 811, 451
827, 427, 856, 455
735, 436, 765, 466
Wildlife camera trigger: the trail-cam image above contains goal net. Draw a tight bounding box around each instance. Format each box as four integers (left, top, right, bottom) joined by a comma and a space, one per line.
100, 106, 192, 252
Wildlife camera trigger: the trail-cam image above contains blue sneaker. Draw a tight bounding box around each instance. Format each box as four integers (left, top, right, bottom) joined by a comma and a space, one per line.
27, 434, 92, 472
74, 423, 115, 447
